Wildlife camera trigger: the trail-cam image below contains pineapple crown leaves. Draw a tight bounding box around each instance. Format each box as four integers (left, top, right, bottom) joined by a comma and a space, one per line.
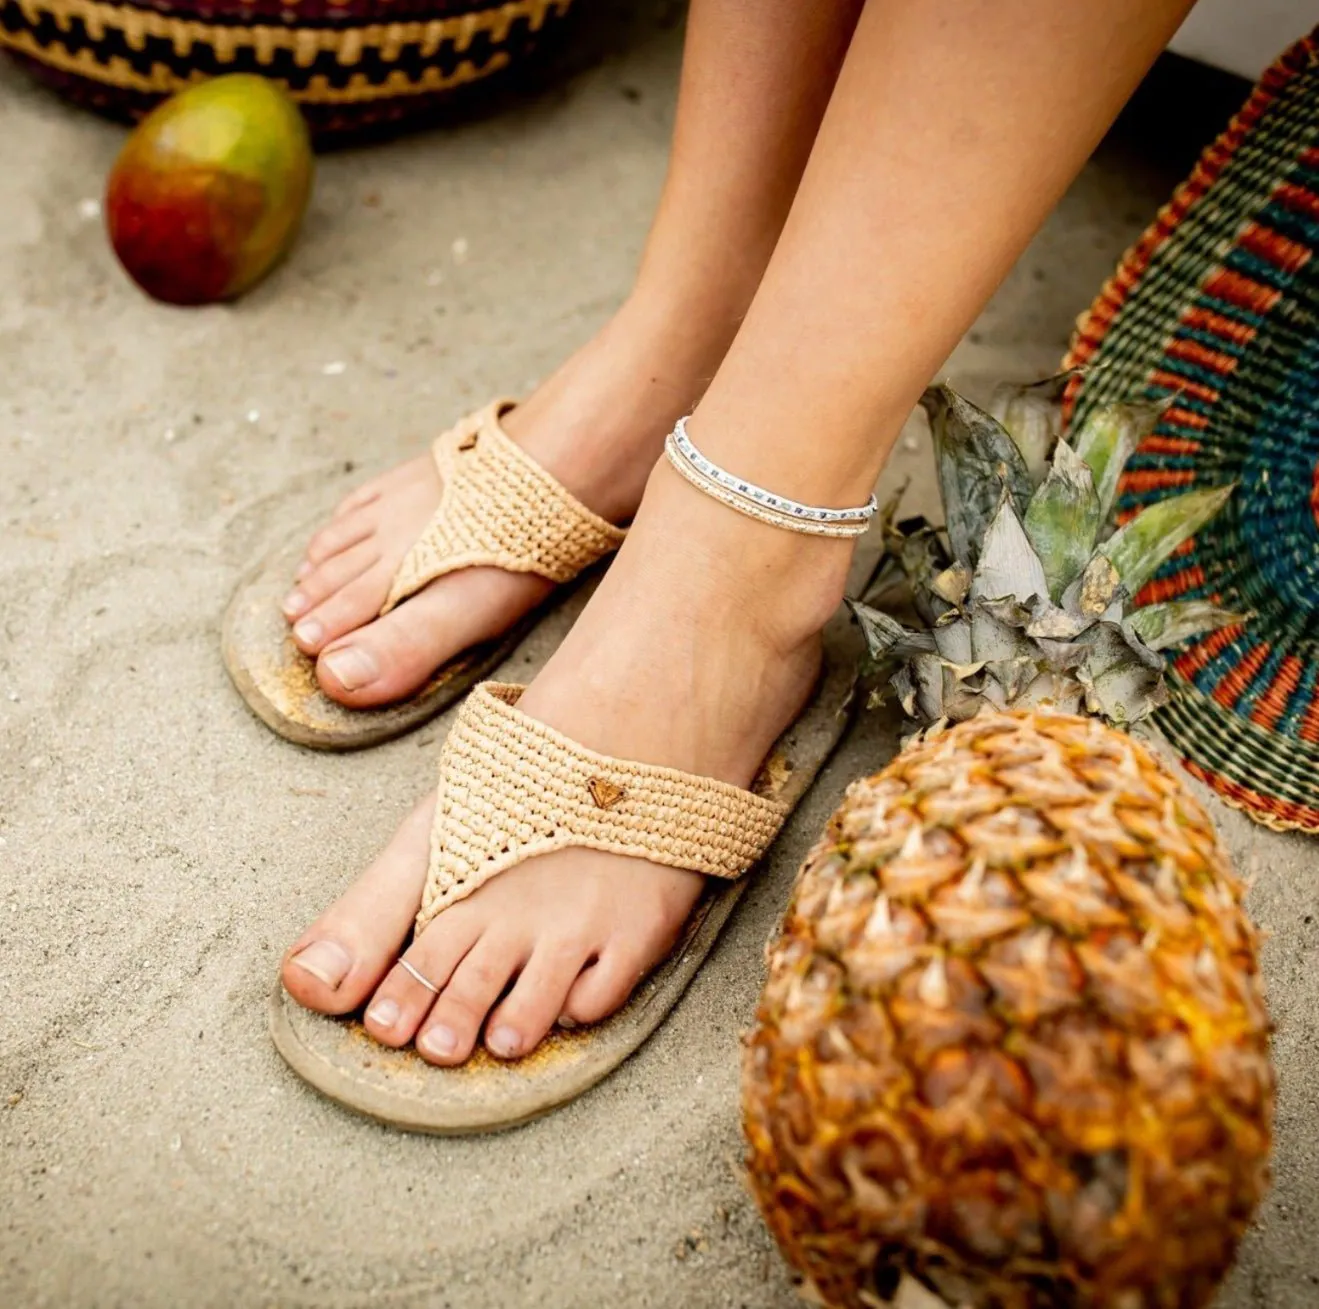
987, 370, 1069, 488
852, 380, 1247, 727
920, 385, 1033, 568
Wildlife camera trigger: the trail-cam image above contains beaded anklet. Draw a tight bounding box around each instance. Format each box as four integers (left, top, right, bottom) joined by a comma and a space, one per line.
664, 417, 876, 539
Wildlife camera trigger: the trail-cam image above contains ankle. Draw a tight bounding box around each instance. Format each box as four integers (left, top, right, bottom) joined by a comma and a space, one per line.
631, 461, 853, 652
507, 295, 737, 525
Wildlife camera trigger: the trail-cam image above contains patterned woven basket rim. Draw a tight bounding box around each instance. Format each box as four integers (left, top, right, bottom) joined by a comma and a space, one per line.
1063, 26, 1319, 836
0, 0, 570, 104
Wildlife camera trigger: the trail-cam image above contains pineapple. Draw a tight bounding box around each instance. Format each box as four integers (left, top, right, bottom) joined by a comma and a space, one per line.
741, 382, 1274, 1309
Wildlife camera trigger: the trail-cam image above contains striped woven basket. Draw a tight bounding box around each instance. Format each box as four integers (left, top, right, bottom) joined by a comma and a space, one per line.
1064, 27, 1319, 835
0, 0, 574, 141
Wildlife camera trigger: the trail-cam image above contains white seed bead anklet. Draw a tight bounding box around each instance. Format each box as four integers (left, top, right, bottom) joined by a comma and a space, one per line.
664, 417, 876, 539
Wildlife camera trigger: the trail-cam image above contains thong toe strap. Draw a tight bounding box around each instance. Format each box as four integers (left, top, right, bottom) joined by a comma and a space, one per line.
382, 399, 626, 614
416, 682, 789, 932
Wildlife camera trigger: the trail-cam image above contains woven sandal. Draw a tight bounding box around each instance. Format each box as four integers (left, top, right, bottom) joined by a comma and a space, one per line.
222, 399, 625, 749
269, 598, 863, 1133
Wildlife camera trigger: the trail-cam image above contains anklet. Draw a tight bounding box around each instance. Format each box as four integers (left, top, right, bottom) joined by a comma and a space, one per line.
665, 417, 876, 539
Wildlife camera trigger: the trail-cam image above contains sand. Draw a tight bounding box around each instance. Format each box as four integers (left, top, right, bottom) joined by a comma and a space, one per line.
1, 7, 1316, 1307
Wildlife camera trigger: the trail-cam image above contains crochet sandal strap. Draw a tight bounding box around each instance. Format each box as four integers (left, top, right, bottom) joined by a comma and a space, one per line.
415, 682, 789, 932
381, 399, 627, 615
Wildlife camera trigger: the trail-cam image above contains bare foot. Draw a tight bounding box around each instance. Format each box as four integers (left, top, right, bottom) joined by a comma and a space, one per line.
279, 299, 721, 708
281, 463, 852, 1063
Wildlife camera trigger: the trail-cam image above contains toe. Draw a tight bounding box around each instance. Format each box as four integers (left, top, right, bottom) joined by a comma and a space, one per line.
315, 567, 553, 708
360, 906, 484, 1048
291, 564, 393, 657
283, 538, 380, 623
304, 508, 375, 568
332, 480, 384, 518
483, 935, 596, 1059
314, 602, 431, 704
559, 945, 650, 1028
281, 794, 434, 1015
414, 934, 527, 1066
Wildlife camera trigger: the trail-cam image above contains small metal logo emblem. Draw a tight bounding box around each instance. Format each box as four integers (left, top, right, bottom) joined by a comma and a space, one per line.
587, 777, 626, 810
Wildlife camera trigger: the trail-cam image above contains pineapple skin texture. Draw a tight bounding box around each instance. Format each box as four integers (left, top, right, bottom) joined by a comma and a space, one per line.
742, 711, 1274, 1309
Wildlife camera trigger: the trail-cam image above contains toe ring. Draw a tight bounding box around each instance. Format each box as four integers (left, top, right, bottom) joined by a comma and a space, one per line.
397, 958, 441, 995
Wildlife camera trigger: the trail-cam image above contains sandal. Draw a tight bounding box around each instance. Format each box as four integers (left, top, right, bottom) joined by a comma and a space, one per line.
268, 596, 864, 1133
222, 399, 626, 750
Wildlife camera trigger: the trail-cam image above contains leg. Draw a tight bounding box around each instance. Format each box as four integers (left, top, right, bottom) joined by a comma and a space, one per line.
282, 0, 862, 708
285, 0, 1194, 1066
690, 0, 1197, 507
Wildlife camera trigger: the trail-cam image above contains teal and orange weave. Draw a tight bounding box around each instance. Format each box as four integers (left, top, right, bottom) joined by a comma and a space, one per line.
1064, 28, 1319, 834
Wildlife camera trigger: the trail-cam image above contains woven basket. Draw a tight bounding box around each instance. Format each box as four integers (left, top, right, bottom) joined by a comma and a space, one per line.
1064, 28, 1319, 835
0, 0, 574, 141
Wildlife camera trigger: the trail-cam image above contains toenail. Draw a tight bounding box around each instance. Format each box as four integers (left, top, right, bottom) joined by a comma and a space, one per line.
282, 590, 309, 618
295, 561, 311, 581
487, 1025, 522, 1058
293, 617, 324, 646
420, 1025, 458, 1057
366, 999, 399, 1028
556, 1015, 577, 1029
290, 940, 351, 988
322, 646, 378, 691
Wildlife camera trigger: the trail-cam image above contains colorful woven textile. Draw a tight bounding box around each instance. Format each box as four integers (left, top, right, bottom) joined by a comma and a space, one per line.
1064, 28, 1319, 834
0, 0, 573, 141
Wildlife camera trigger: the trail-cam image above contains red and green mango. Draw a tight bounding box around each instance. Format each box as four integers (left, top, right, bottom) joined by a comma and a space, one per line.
106, 75, 314, 305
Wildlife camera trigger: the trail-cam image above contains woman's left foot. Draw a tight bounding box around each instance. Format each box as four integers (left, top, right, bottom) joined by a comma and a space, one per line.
280, 463, 852, 1064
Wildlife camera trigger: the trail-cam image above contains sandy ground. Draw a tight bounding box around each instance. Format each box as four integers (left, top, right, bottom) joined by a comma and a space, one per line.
1, 7, 1316, 1307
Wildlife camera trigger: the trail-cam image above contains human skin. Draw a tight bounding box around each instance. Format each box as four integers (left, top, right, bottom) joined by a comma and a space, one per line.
278, 0, 865, 706
282, 0, 1195, 1067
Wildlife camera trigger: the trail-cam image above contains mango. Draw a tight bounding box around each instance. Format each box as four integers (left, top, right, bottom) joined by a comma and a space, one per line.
106, 76, 314, 305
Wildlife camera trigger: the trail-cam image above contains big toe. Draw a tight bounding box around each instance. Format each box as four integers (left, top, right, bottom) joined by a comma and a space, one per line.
281, 794, 434, 1014
315, 568, 552, 708
315, 611, 438, 708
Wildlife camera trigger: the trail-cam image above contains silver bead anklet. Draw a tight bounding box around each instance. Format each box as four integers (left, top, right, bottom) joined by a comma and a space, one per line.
664, 417, 876, 539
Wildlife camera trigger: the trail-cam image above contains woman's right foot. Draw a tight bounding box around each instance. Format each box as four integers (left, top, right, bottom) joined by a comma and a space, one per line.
279, 299, 718, 708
